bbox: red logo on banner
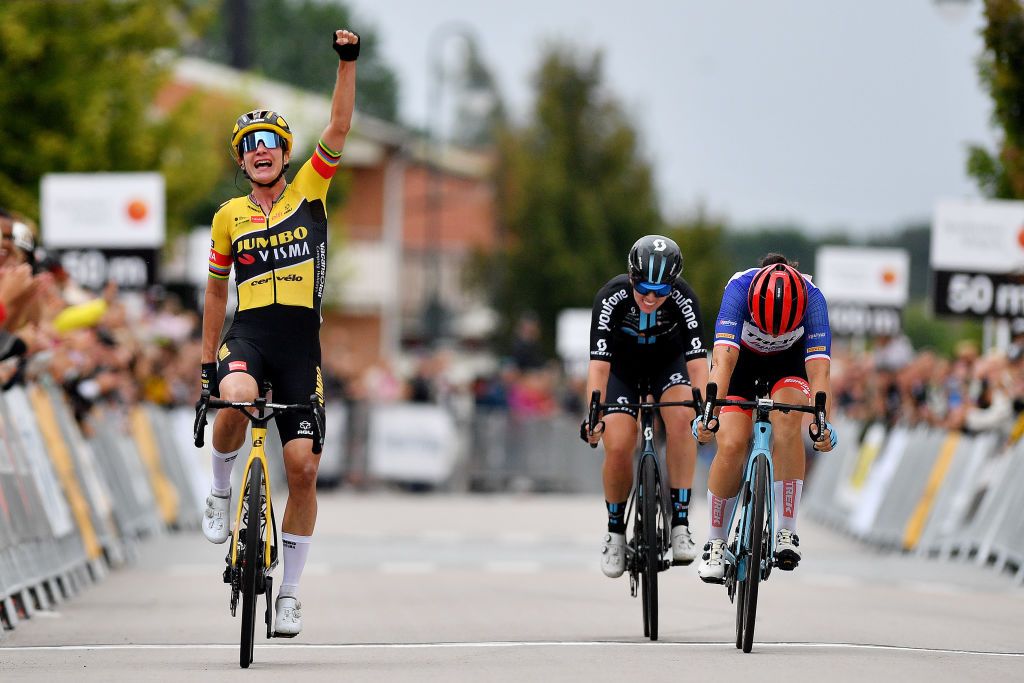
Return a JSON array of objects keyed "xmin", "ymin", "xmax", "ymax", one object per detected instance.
[
  {"xmin": 783, "ymin": 480, "xmax": 796, "ymax": 518},
  {"xmin": 228, "ymin": 361, "xmax": 248, "ymax": 372}
]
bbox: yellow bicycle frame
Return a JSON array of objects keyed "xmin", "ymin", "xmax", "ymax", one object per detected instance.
[{"xmin": 229, "ymin": 426, "xmax": 275, "ymax": 570}]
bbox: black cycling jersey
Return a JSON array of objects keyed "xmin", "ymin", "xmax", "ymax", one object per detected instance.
[{"xmin": 589, "ymin": 274, "xmax": 707, "ymax": 367}]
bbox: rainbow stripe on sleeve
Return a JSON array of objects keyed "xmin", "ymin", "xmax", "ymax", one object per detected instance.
[
  {"xmin": 311, "ymin": 138, "xmax": 343, "ymax": 179},
  {"xmin": 209, "ymin": 248, "xmax": 231, "ymax": 279}
]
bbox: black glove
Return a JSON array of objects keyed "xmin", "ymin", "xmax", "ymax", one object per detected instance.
[
  {"xmin": 201, "ymin": 362, "xmax": 218, "ymax": 397},
  {"xmin": 579, "ymin": 417, "xmax": 590, "ymax": 443},
  {"xmin": 332, "ymin": 30, "xmax": 360, "ymax": 61}
]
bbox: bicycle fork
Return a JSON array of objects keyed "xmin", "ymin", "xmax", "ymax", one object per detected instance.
[{"xmin": 732, "ymin": 420, "xmax": 776, "ymax": 584}]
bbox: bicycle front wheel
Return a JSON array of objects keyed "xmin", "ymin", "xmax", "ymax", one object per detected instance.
[
  {"xmin": 640, "ymin": 455, "xmax": 660, "ymax": 641},
  {"xmin": 738, "ymin": 453, "xmax": 768, "ymax": 654},
  {"xmin": 240, "ymin": 460, "xmax": 263, "ymax": 668}
]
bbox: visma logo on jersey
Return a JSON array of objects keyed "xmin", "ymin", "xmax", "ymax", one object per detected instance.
[{"xmin": 236, "ymin": 227, "xmax": 311, "ymax": 262}]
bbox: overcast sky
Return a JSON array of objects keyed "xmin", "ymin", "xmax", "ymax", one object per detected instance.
[{"xmin": 346, "ymin": 0, "xmax": 992, "ymax": 235}]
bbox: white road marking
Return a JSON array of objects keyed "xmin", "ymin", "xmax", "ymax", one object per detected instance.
[
  {"xmin": 1, "ymin": 641, "xmax": 1021, "ymax": 657},
  {"xmin": 483, "ymin": 561, "xmax": 542, "ymax": 573},
  {"xmin": 897, "ymin": 580, "xmax": 967, "ymax": 595},
  {"xmin": 497, "ymin": 532, "xmax": 541, "ymax": 544},
  {"xmin": 420, "ymin": 530, "xmax": 467, "ymax": 542},
  {"xmin": 379, "ymin": 562, "xmax": 436, "ymax": 574}
]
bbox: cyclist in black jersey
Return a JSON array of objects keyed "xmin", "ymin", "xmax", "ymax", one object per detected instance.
[
  {"xmin": 580, "ymin": 235, "xmax": 708, "ymax": 578},
  {"xmin": 199, "ymin": 29, "xmax": 360, "ymax": 638}
]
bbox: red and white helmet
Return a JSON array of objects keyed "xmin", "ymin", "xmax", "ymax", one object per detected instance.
[{"xmin": 747, "ymin": 263, "xmax": 808, "ymax": 336}]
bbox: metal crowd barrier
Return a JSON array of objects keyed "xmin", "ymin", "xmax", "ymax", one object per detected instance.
[
  {"xmin": 805, "ymin": 416, "xmax": 1024, "ymax": 583},
  {"xmin": 464, "ymin": 409, "xmax": 603, "ymax": 493},
  {"xmin": 0, "ymin": 380, "xmax": 205, "ymax": 638}
]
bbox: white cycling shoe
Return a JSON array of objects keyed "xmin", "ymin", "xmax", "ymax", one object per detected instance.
[
  {"xmin": 202, "ymin": 490, "xmax": 231, "ymax": 544},
  {"xmin": 274, "ymin": 595, "xmax": 302, "ymax": 637},
  {"xmin": 697, "ymin": 538, "xmax": 735, "ymax": 584},
  {"xmin": 774, "ymin": 529, "xmax": 801, "ymax": 570},
  {"xmin": 671, "ymin": 525, "xmax": 697, "ymax": 566},
  {"xmin": 600, "ymin": 532, "xmax": 626, "ymax": 578}
]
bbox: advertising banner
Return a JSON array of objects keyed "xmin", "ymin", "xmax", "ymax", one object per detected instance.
[
  {"xmin": 816, "ymin": 246, "xmax": 909, "ymax": 335},
  {"xmin": 41, "ymin": 173, "xmax": 165, "ymax": 248},
  {"xmin": 932, "ymin": 199, "xmax": 1024, "ymax": 318}
]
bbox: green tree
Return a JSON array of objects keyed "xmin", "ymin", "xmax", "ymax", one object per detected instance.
[
  {"xmin": 193, "ymin": 0, "xmax": 399, "ymax": 122},
  {"xmin": 493, "ymin": 45, "xmax": 663, "ymax": 349},
  {"xmin": 967, "ymin": 0, "xmax": 1024, "ymax": 198},
  {"xmin": 0, "ymin": 0, "xmax": 227, "ymax": 240}
]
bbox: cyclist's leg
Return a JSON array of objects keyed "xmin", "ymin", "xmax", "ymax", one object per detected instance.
[
  {"xmin": 203, "ymin": 339, "xmax": 264, "ymax": 544},
  {"xmin": 654, "ymin": 357, "xmax": 699, "ymax": 563},
  {"xmin": 269, "ymin": 350, "xmax": 323, "ymax": 632},
  {"xmin": 698, "ymin": 352, "xmax": 757, "ymax": 582},
  {"xmin": 599, "ymin": 367, "xmax": 638, "ymax": 578},
  {"xmin": 706, "ymin": 348, "xmax": 760, "ymax": 539},
  {"xmin": 769, "ymin": 359, "xmax": 812, "ymax": 568}
]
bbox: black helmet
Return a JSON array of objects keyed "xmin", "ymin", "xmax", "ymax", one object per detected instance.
[{"xmin": 627, "ymin": 235, "xmax": 683, "ymax": 286}]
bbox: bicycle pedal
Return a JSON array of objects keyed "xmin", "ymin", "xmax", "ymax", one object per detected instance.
[
  {"xmin": 272, "ymin": 630, "xmax": 298, "ymax": 639},
  {"xmin": 774, "ymin": 556, "xmax": 799, "ymax": 571}
]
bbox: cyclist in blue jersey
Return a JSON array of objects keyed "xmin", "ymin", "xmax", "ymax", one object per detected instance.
[
  {"xmin": 581, "ymin": 235, "xmax": 708, "ymax": 578},
  {"xmin": 692, "ymin": 254, "xmax": 836, "ymax": 583}
]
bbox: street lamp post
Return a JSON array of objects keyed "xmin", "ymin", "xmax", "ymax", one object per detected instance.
[{"xmin": 422, "ymin": 23, "xmax": 479, "ymax": 346}]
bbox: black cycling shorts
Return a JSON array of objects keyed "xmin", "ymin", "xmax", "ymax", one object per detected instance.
[
  {"xmin": 604, "ymin": 350, "xmax": 691, "ymax": 419},
  {"xmin": 215, "ymin": 320, "xmax": 323, "ymax": 446},
  {"xmin": 726, "ymin": 342, "xmax": 810, "ymax": 409}
]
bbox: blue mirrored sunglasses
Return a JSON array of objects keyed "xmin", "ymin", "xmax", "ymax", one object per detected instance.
[
  {"xmin": 633, "ymin": 280, "xmax": 672, "ymax": 297},
  {"xmin": 239, "ymin": 130, "xmax": 284, "ymax": 154}
]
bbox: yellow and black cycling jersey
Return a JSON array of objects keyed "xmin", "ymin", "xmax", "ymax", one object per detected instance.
[{"xmin": 208, "ymin": 139, "xmax": 342, "ymax": 326}]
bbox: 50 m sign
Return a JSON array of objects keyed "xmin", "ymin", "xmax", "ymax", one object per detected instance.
[{"xmin": 933, "ymin": 270, "xmax": 1024, "ymax": 318}]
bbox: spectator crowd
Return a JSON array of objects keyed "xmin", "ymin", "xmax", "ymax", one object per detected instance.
[{"xmin": 2, "ymin": 203, "xmax": 1021, "ymax": 446}]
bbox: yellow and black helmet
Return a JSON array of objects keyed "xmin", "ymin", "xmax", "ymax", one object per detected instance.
[{"xmin": 230, "ymin": 109, "xmax": 294, "ymax": 160}]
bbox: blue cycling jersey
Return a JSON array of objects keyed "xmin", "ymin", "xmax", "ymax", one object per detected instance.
[{"xmin": 713, "ymin": 268, "xmax": 831, "ymax": 361}]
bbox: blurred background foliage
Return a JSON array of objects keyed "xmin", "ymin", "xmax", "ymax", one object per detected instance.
[{"xmin": 1, "ymin": 0, "xmax": 1010, "ymax": 355}]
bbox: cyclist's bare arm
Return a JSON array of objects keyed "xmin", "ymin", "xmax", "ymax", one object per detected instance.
[
  {"xmin": 202, "ymin": 277, "xmax": 228, "ymax": 364},
  {"xmin": 805, "ymin": 357, "xmax": 834, "ymax": 451},
  {"xmin": 695, "ymin": 344, "xmax": 739, "ymax": 443},
  {"xmin": 584, "ymin": 359, "xmax": 611, "ymax": 443},
  {"xmin": 320, "ymin": 29, "xmax": 358, "ymax": 154}
]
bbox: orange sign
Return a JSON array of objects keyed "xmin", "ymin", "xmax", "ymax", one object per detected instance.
[{"xmin": 127, "ymin": 199, "xmax": 148, "ymax": 222}]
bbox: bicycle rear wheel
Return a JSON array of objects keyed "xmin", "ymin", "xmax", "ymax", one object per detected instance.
[
  {"xmin": 640, "ymin": 455, "xmax": 660, "ymax": 641},
  {"xmin": 738, "ymin": 454, "xmax": 768, "ymax": 654},
  {"xmin": 240, "ymin": 460, "xmax": 263, "ymax": 668}
]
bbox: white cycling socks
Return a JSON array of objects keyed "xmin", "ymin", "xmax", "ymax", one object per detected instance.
[
  {"xmin": 280, "ymin": 532, "xmax": 312, "ymax": 599},
  {"xmin": 211, "ymin": 447, "xmax": 240, "ymax": 496},
  {"xmin": 707, "ymin": 492, "xmax": 738, "ymax": 541},
  {"xmin": 774, "ymin": 479, "xmax": 803, "ymax": 533}
]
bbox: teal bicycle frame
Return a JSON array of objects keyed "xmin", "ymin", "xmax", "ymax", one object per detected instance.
[
  {"xmin": 730, "ymin": 405, "xmax": 777, "ymax": 585},
  {"xmin": 694, "ymin": 381, "xmax": 826, "ymax": 653}
]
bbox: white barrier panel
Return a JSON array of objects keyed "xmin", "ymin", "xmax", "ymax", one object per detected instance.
[
  {"xmin": 368, "ymin": 404, "xmax": 456, "ymax": 485},
  {"xmin": 169, "ymin": 408, "xmax": 211, "ymax": 514},
  {"xmin": 3, "ymin": 387, "xmax": 74, "ymax": 538},
  {"xmin": 849, "ymin": 426, "xmax": 910, "ymax": 537},
  {"xmin": 317, "ymin": 404, "xmax": 348, "ymax": 485}
]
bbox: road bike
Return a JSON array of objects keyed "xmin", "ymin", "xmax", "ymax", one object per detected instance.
[
  {"xmin": 693, "ymin": 381, "xmax": 825, "ymax": 653},
  {"xmin": 194, "ymin": 390, "xmax": 323, "ymax": 668},
  {"xmin": 586, "ymin": 389, "xmax": 698, "ymax": 641}
]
